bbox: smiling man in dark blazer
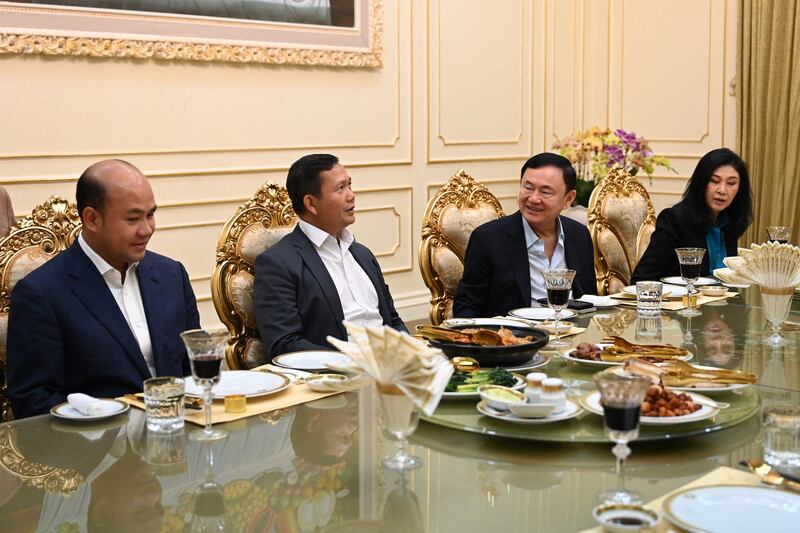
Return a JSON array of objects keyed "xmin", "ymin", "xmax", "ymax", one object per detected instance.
[
  {"xmin": 254, "ymin": 154, "xmax": 406, "ymax": 357},
  {"xmin": 453, "ymin": 153, "xmax": 596, "ymax": 318},
  {"xmin": 7, "ymin": 160, "xmax": 200, "ymax": 418}
]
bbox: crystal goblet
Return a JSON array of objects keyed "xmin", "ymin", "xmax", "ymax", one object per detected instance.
[
  {"xmin": 181, "ymin": 328, "xmax": 229, "ymax": 442},
  {"xmin": 593, "ymin": 372, "xmax": 652, "ymax": 505},
  {"xmin": 766, "ymin": 226, "xmax": 792, "ymax": 244},
  {"xmin": 541, "ymin": 269, "xmax": 576, "ymax": 348},
  {"xmin": 676, "ymin": 247, "xmax": 705, "ymax": 317},
  {"xmin": 377, "ymin": 383, "xmax": 420, "ymax": 470},
  {"xmin": 190, "ymin": 443, "xmax": 225, "ymax": 532},
  {"xmin": 759, "ymin": 286, "xmax": 794, "ymax": 346}
]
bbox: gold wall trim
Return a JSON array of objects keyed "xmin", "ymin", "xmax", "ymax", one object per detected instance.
[
  {"xmin": 356, "ymin": 205, "xmax": 402, "ymax": 257},
  {"xmin": 0, "ymin": 0, "xmax": 383, "ymax": 68},
  {"xmin": 158, "ymin": 220, "xmax": 225, "ymax": 231}
]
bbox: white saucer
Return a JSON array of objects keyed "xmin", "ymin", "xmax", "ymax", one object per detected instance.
[
  {"xmin": 509, "ymin": 307, "xmax": 577, "ymax": 321},
  {"xmin": 272, "ymin": 350, "xmax": 353, "ymax": 372},
  {"xmin": 442, "ymin": 317, "xmax": 531, "ymax": 328},
  {"xmin": 661, "ymin": 276, "xmax": 719, "ymax": 286},
  {"xmin": 51, "ymin": 399, "xmax": 130, "ymax": 421},
  {"xmin": 477, "ymin": 399, "xmax": 582, "ymax": 424}
]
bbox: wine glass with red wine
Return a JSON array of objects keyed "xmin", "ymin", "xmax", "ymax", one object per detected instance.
[
  {"xmin": 766, "ymin": 226, "xmax": 792, "ymax": 244},
  {"xmin": 675, "ymin": 247, "xmax": 705, "ymax": 317},
  {"xmin": 541, "ymin": 269, "xmax": 576, "ymax": 348},
  {"xmin": 593, "ymin": 372, "xmax": 652, "ymax": 505},
  {"xmin": 180, "ymin": 328, "xmax": 229, "ymax": 441}
]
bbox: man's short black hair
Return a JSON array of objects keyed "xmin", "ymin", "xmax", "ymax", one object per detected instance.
[
  {"xmin": 76, "ymin": 159, "xmax": 140, "ymax": 221},
  {"xmin": 520, "ymin": 152, "xmax": 577, "ymax": 192},
  {"xmin": 286, "ymin": 154, "xmax": 340, "ymax": 215}
]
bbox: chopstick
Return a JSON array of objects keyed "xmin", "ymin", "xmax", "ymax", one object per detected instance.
[{"xmin": 124, "ymin": 393, "xmax": 202, "ymax": 410}]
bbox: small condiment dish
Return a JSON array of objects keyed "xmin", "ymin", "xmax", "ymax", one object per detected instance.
[
  {"xmin": 477, "ymin": 385, "xmax": 526, "ymax": 411},
  {"xmin": 508, "ymin": 402, "xmax": 556, "ymax": 419},
  {"xmin": 305, "ymin": 373, "xmax": 347, "ymax": 392},
  {"xmin": 699, "ymin": 285, "xmax": 728, "ymax": 297},
  {"xmin": 538, "ymin": 321, "xmax": 574, "ymax": 334}
]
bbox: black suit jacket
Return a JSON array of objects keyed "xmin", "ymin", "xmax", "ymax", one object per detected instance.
[
  {"xmin": 631, "ymin": 201, "xmax": 739, "ymax": 282},
  {"xmin": 7, "ymin": 242, "xmax": 200, "ymax": 418},
  {"xmin": 453, "ymin": 211, "xmax": 596, "ymax": 318},
  {"xmin": 254, "ymin": 225, "xmax": 407, "ymax": 357}
]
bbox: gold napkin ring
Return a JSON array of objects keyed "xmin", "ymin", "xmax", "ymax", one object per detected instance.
[{"xmin": 224, "ymin": 394, "xmax": 246, "ymax": 413}]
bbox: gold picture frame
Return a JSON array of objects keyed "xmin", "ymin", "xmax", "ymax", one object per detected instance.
[{"xmin": 0, "ymin": 0, "xmax": 382, "ymax": 67}]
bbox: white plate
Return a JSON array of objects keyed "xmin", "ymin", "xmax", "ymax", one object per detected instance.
[
  {"xmin": 580, "ymin": 391, "xmax": 718, "ymax": 425},
  {"xmin": 272, "ymin": 350, "xmax": 353, "ymax": 372},
  {"xmin": 186, "ymin": 370, "xmax": 290, "ymax": 399},
  {"xmin": 607, "ymin": 364, "xmax": 750, "ymax": 394},
  {"xmin": 504, "ymin": 353, "xmax": 550, "ymax": 372},
  {"xmin": 661, "ymin": 276, "xmax": 719, "ymax": 286},
  {"xmin": 577, "ymin": 295, "xmax": 618, "ymax": 308},
  {"xmin": 663, "ymin": 485, "xmax": 800, "ymax": 533},
  {"xmin": 509, "ymin": 307, "xmax": 577, "ymax": 321},
  {"xmin": 443, "ymin": 374, "xmax": 525, "ymax": 399},
  {"xmin": 441, "ymin": 317, "xmax": 531, "ymax": 328},
  {"xmin": 50, "ymin": 399, "xmax": 130, "ymax": 421},
  {"xmin": 622, "ymin": 284, "xmax": 688, "ymax": 298},
  {"xmin": 560, "ymin": 344, "xmax": 693, "ymax": 368},
  {"xmin": 477, "ymin": 399, "xmax": 582, "ymax": 424}
]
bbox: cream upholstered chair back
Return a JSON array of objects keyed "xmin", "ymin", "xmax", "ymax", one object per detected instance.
[
  {"xmin": 419, "ymin": 170, "xmax": 505, "ymax": 325},
  {"xmin": 0, "ymin": 197, "xmax": 81, "ymax": 421},
  {"xmin": 212, "ymin": 182, "xmax": 297, "ymax": 370},
  {"xmin": 587, "ymin": 166, "xmax": 656, "ymax": 295}
]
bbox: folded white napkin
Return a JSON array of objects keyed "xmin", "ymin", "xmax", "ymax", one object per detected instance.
[
  {"xmin": 578, "ymin": 294, "xmax": 614, "ymax": 306},
  {"xmin": 67, "ymin": 393, "xmax": 121, "ymax": 416}
]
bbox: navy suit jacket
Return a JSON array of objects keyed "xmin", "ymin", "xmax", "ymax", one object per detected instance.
[
  {"xmin": 254, "ymin": 225, "xmax": 407, "ymax": 357},
  {"xmin": 7, "ymin": 242, "xmax": 200, "ymax": 418},
  {"xmin": 453, "ymin": 211, "xmax": 597, "ymax": 318}
]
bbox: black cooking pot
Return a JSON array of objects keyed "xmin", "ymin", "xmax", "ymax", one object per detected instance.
[{"xmin": 427, "ymin": 324, "xmax": 549, "ymax": 367}]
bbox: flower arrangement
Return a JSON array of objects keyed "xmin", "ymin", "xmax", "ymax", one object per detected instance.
[{"xmin": 552, "ymin": 127, "xmax": 676, "ymax": 206}]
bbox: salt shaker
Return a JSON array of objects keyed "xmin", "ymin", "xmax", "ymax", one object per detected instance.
[
  {"xmin": 524, "ymin": 372, "xmax": 547, "ymax": 403},
  {"xmin": 539, "ymin": 378, "xmax": 566, "ymax": 413}
]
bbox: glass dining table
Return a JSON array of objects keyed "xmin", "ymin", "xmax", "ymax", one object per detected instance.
[{"xmin": 1, "ymin": 287, "xmax": 798, "ymax": 532}]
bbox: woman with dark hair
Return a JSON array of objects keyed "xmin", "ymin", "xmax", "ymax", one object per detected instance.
[{"xmin": 631, "ymin": 148, "xmax": 753, "ymax": 282}]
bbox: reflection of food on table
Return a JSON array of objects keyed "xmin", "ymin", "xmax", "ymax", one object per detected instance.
[
  {"xmin": 569, "ymin": 338, "xmax": 689, "ymax": 363},
  {"xmin": 623, "ymin": 359, "xmax": 756, "ymax": 389}
]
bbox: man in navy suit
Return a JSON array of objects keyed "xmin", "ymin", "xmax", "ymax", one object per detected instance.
[
  {"xmin": 7, "ymin": 160, "xmax": 200, "ymax": 418},
  {"xmin": 453, "ymin": 153, "xmax": 596, "ymax": 318},
  {"xmin": 254, "ymin": 154, "xmax": 406, "ymax": 357}
]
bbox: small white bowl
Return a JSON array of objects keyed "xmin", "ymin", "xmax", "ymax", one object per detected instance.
[
  {"xmin": 477, "ymin": 385, "xmax": 526, "ymax": 411},
  {"xmin": 700, "ymin": 286, "xmax": 729, "ymax": 297},
  {"xmin": 508, "ymin": 402, "xmax": 556, "ymax": 419},
  {"xmin": 539, "ymin": 321, "xmax": 574, "ymax": 334}
]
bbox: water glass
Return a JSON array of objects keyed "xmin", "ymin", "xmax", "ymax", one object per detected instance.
[
  {"xmin": 635, "ymin": 281, "xmax": 663, "ymax": 315},
  {"xmin": 635, "ymin": 314, "xmax": 662, "ymax": 342},
  {"xmin": 143, "ymin": 376, "xmax": 185, "ymax": 434},
  {"xmin": 143, "ymin": 430, "xmax": 187, "ymax": 475},
  {"xmin": 763, "ymin": 405, "xmax": 800, "ymax": 471},
  {"xmin": 766, "ymin": 226, "xmax": 792, "ymax": 244}
]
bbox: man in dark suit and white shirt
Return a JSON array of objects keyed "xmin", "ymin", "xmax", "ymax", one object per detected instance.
[
  {"xmin": 7, "ymin": 160, "xmax": 200, "ymax": 418},
  {"xmin": 453, "ymin": 152, "xmax": 596, "ymax": 318},
  {"xmin": 254, "ymin": 154, "xmax": 407, "ymax": 357}
]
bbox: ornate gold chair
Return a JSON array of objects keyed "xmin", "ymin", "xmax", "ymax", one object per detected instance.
[
  {"xmin": 212, "ymin": 182, "xmax": 297, "ymax": 370},
  {"xmin": 419, "ymin": 170, "xmax": 505, "ymax": 325},
  {"xmin": 587, "ymin": 166, "xmax": 656, "ymax": 295},
  {"xmin": 0, "ymin": 197, "xmax": 81, "ymax": 422}
]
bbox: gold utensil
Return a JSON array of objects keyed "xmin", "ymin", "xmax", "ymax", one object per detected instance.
[{"xmin": 742, "ymin": 460, "xmax": 800, "ymax": 492}]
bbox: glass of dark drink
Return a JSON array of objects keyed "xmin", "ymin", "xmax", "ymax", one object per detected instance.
[
  {"xmin": 541, "ymin": 269, "xmax": 576, "ymax": 347},
  {"xmin": 593, "ymin": 372, "xmax": 652, "ymax": 505},
  {"xmin": 766, "ymin": 226, "xmax": 792, "ymax": 244},
  {"xmin": 180, "ymin": 328, "xmax": 229, "ymax": 441},
  {"xmin": 675, "ymin": 247, "xmax": 705, "ymax": 317}
]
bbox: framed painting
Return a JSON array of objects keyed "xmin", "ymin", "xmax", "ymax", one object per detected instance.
[{"xmin": 0, "ymin": 0, "xmax": 382, "ymax": 67}]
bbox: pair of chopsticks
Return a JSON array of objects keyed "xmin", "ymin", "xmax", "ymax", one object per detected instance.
[{"xmin": 124, "ymin": 393, "xmax": 202, "ymax": 410}]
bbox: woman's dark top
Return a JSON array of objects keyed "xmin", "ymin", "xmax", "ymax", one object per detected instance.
[{"xmin": 631, "ymin": 201, "xmax": 740, "ymax": 282}]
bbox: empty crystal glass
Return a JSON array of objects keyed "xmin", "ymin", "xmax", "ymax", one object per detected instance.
[{"xmin": 766, "ymin": 226, "xmax": 792, "ymax": 244}]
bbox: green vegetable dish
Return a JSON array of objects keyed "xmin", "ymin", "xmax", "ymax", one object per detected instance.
[{"xmin": 445, "ymin": 368, "xmax": 517, "ymax": 393}]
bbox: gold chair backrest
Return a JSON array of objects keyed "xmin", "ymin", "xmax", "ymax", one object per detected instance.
[
  {"xmin": 211, "ymin": 182, "xmax": 296, "ymax": 370},
  {"xmin": 587, "ymin": 166, "xmax": 656, "ymax": 295},
  {"xmin": 419, "ymin": 170, "xmax": 504, "ymax": 325},
  {"xmin": 0, "ymin": 197, "xmax": 81, "ymax": 421}
]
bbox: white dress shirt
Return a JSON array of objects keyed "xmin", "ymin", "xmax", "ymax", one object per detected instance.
[
  {"xmin": 78, "ymin": 234, "xmax": 155, "ymax": 377},
  {"xmin": 297, "ymin": 219, "xmax": 383, "ymax": 329},
  {"xmin": 522, "ymin": 216, "xmax": 568, "ymax": 302}
]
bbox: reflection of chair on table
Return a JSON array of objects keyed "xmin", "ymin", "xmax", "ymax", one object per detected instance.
[
  {"xmin": 0, "ymin": 197, "xmax": 82, "ymax": 422},
  {"xmin": 588, "ymin": 166, "xmax": 656, "ymax": 295},
  {"xmin": 419, "ymin": 170, "xmax": 504, "ymax": 325},
  {"xmin": 212, "ymin": 183, "xmax": 296, "ymax": 370}
]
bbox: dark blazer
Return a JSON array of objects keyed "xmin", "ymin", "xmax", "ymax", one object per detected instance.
[
  {"xmin": 254, "ymin": 225, "xmax": 407, "ymax": 357},
  {"xmin": 453, "ymin": 211, "xmax": 596, "ymax": 318},
  {"xmin": 7, "ymin": 242, "xmax": 200, "ymax": 418},
  {"xmin": 631, "ymin": 201, "xmax": 739, "ymax": 283}
]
